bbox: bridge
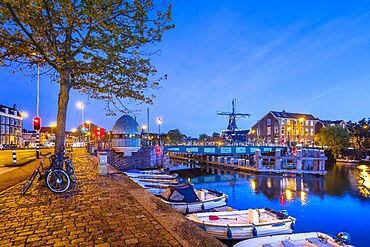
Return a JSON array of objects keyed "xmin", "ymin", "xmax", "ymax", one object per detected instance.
[{"xmin": 163, "ymin": 145, "xmax": 286, "ymax": 155}]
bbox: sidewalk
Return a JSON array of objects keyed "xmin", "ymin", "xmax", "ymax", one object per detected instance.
[{"xmin": 0, "ymin": 149, "xmax": 225, "ymax": 247}]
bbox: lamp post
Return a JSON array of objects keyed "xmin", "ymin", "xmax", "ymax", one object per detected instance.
[
  {"xmin": 299, "ymin": 117, "xmax": 305, "ymax": 147},
  {"xmin": 50, "ymin": 122, "xmax": 57, "ymax": 142},
  {"xmin": 85, "ymin": 120, "xmax": 91, "ymax": 143},
  {"xmin": 142, "ymin": 124, "xmax": 147, "ymax": 146},
  {"xmin": 76, "ymin": 102, "xmax": 84, "ymax": 124},
  {"xmin": 32, "ymin": 52, "xmax": 41, "ymax": 158},
  {"xmin": 20, "ymin": 112, "xmax": 28, "ymax": 148},
  {"xmin": 157, "ymin": 118, "xmax": 162, "ymax": 146},
  {"xmin": 287, "ymin": 127, "xmax": 291, "ymax": 151}
]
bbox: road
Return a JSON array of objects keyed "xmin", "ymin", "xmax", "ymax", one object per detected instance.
[{"xmin": 0, "ymin": 148, "xmax": 53, "ymax": 166}]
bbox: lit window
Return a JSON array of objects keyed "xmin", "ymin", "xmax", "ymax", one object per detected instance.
[
  {"xmin": 287, "ymin": 119, "xmax": 290, "ymax": 125},
  {"xmin": 267, "ymin": 127, "xmax": 271, "ymax": 135}
]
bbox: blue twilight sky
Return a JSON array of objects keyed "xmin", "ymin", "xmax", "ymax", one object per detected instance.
[{"xmin": 1, "ymin": 1, "xmax": 370, "ymax": 137}]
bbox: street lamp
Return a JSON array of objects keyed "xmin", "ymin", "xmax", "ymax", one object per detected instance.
[
  {"xmin": 141, "ymin": 124, "xmax": 147, "ymax": 146},
  {"xmin": 50, "ymin": 122, "xmax": 57, "ymax": 142},
  {"xmin": 157, "ymin": 118, "xmax": 162, "ymax": 146},
  {"xmin": 20, "ymin": 112, "xmax": 28, "ymax": 148},
  {"xmin": 76, "ymin": 102, "xmax": 84, "ymax": 124},
  {"xmin": 85, "ymin": 120, "xmax": 91, "ymax": 142},
  {"xmin": 287, "ymin": 127, "xmax": 291, "ymax": 150},
  {"xmin": 300, "ymin": 117, "xmax": 305, "ymax": 146}
]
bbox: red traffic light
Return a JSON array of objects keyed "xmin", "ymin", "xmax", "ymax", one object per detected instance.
[
  {"xmin": 32, "ymin": 116, "xmax": 41, "ymax": 131},
  {"xmin": 156, "ymin": 146, "xmax": 161, "ymax": 155},
  {"xmin": 95, "ymin": 127, "xmax": 104, "ymax": 137}
]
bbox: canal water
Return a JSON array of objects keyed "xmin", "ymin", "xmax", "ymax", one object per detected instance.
[{"xmin": 171, "ymin": 161, "xmax": 370, "ymax": 246}]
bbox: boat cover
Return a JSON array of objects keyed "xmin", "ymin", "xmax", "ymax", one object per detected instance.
[{"xmin": 160, "ymin": 183, "xmax": 200, "ymax": 203}]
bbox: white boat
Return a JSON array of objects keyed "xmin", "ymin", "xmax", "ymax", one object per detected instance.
[
  {"xmin": 123, "ymin": 170, "xmax": 178, "ymax": 180},
  {"xmin": 336, "ymin": 158, "xmax": 360, "ymax": 164},
  {"xmin": 234, "ymin": 231, "xmax": 353, "ymax": 247},
  {"xmin": 186, "ymin": 208, "xmax": 296, "ymax": 240},
  {"xmin": 133, "ymin": 180, "xmax": 169, "ymax": 195},
  {"xmin": 158, "ymin": 183, "xmax": 227, "ymax": 214},
  {"xmin": 131, "ymin": 177, "xmax": 179, "ymax": 185}
]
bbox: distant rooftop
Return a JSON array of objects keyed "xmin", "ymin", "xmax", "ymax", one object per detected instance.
[{"xmin": 271, "ymin": 110, "xmax": 316, "ymax": 120}]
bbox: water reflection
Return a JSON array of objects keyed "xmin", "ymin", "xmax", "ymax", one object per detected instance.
[
  {"xmin": 357, "ymin": 165, "xmax": 370, "ymax": 198},
  {"xmin": 170, "ymin": 160, "xmax": 370, "ymax": 246},
  {"xmin": 175, "ymin": 163, "xmax": 326, "ymax": 206},
  {"xmin": 174, "ymin": 161, "xmax": 370, "ymax": 201}
]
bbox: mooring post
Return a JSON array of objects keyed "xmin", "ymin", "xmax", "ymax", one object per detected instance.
[{"xmin": 12, "ymin": 149, "xmax": 17, "ymax": 166}]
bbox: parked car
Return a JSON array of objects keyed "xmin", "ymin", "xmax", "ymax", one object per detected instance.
[
  {"xmin": 44, "ymin": 142, "xmax": 55, "ymax": 148},
  {"xmin": 2, "ymin": 144, "xmax": 17, "ymax": 149}
]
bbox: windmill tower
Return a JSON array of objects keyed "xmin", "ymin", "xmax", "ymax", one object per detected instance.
[{"xmin": 217, "ymin": 99, "xmax": 251, "ymax": 132}]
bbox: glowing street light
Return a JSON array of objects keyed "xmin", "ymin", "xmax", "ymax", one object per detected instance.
[
  {"xmin": 157, "ymin": 117, "xmax": 162, "ymax": 146},
  {"xmin": 85, "ymin": 120, "xmax": 91, "ymax": 142},
  {"xmin": 50, "ymin": 122, "xmax": 57, "ymax": 135},
  {"xmin": 76, "ymin": 102, "xmax": 84, "ymax": 124}
]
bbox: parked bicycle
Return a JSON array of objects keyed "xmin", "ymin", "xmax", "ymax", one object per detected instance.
[
  {"xmin": 45, "ymin": 152, "xmax": 74, "ymax": 193},
  {"xmin": 21, "ymin": 153, "xmax": 48, "ymax": 195},
  {"xmin": 21, "ymin": 150, "xmax": 76, "ymax": 195}
]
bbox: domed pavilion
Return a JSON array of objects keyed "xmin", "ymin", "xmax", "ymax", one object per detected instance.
[{"xmin": 111, "ymin": 115, "xmax": 141, "ymax": 156}]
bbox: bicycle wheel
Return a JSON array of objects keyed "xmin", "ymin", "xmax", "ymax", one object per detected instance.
[
  {"xmin": 45, "ymin": 169, "xmax": 71, "ymax": 193},
  {"xmin": 65, "ymin": 160, "xmax": 76, "ymax": 183},
  {"xmin": 21, "ymin": 170, "xmax": 39, "ymax": 195}
]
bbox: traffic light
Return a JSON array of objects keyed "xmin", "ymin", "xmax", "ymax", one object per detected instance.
[
  {"xmin": 81, "ymin": 123, "xmax": 87, "ymax": 133},
  {"xmin": 32, "ymin": 116, "xmax": 41, "ymax": 131},
  {"xmin": 95, "ymin": 127, "xmax": 104, "ymax": 137},
  {"xmin": 156, "ymin": 146, "xmax": 161, "ymax": 155}
]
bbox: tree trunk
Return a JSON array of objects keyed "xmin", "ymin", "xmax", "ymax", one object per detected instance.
[{"xmin": 55, "ymin": 71, "xmax": 71, "ymax": 155}]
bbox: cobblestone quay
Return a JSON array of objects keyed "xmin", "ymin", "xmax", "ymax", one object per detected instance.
[{"xmin": 0, "ymin": 149, "xmax": 225, "ymax": 247}]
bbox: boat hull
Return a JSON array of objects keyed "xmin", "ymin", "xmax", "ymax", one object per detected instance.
[
  {"xmin": 161, "ymin": 195, "xmax": 227, "ymax": 214},
  {"xmin": 186, "ymin": 209, "xmax": 296, "ymax": 240},
  {"xmin": 233, "ymin": 232, "xmax": 354, "ymax": 247}
]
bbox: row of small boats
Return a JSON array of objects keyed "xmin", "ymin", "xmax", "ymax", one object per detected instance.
[{"xmin": 123, "ymin": 169, "xmax": 353, "ymax": 246}]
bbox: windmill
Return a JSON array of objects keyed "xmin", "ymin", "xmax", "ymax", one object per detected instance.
[{"xmin": 217, "ymin": 99, "xmax": 251, "ymax": 132}]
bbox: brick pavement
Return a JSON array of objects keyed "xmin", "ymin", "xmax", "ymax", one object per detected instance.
[{"xmin": 0, "ymin": 149, "xmax": 225, "ymax": 247}]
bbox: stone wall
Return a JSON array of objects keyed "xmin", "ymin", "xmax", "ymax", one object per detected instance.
[{"xmin": 107, "ymin": 147, "xmax": 162, "ymax": 170}]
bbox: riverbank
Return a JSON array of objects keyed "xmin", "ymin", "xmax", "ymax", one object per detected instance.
[{"xmin": 0, "ymin": 149, "xmax": 225, "ymax": 247}]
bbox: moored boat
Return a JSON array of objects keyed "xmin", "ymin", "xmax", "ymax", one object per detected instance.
[
  {"xmin": 131, "ymin": 177, "xmax": 179, "ymax": 185},
  {"xmin": 186, "ymin": 208, "xmax": 296, "ymax": 240},
  {"xmin": 336, "ymin": 157, "xmax": 360, "ymax": 164},
  {"xmin": 157, "ymin": 183, "xmax": 227, "ymax": 214},
  {"xmin": 123, "ymin": 170, "xmax": 178, "ymax": 180},
  {"xmin": 233, "ymin": 231, "xmax": 353, "ymax": 247}
]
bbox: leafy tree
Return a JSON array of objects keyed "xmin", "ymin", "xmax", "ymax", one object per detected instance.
[
  {"xmin": 0, "ymin": 0, "xmax": 173, "ymax": 154},
  {"xmin": 199, "ymin": 133, "xmax": 209, "ymax": 141},
  {"xmin": 347, "ymin": 118, "xmax": 370, "ymax": 150},
  {"xmin": 315, "ymin": 125, "xmax": 350, "ymax": 158},
  {"xmin": 167, "ymin": 129, "xmax": 183, "ymax": 145},
  {"xmin": 212, "ymin": 132, "xmax": 220, "ymax": 137}
]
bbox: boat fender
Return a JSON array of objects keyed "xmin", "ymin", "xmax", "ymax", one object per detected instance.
[
  {"xmin": 186, "ymin": 206, "xmax": 190, "ymax": 214},
  {"xmin": 252, "ymin": 227, "xmax": 258, "ymax": 237},
  {"xmin": 227, "ymin": 225, "xmax": 232, "ymax": 239},
  {"xmin": 201, "ymin": 203, "xmax": 205, "ymax": 211},
  {"xmin": 290, "ymin": 222, "xmax": 295, "ymax": 230},
  {"xmin": 336, "ymin": 232, "xmax": 351, "ymax": 244}
]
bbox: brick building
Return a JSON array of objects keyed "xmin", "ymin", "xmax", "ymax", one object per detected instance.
[
  {"xmin": 0, "ymin": 104, "xmax": 23, "ymax": 146},
  {"xmin": 248, "ymin": 110, "xmax": 322, "ymax": 146}
]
